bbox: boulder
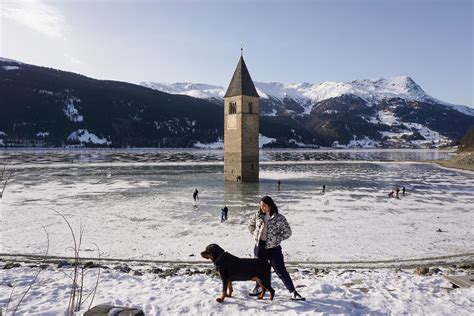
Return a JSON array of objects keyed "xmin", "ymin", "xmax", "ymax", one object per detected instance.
[
  {"xmin": 430, "ymin": 267, "xmax": 442, "ymax": 274},
  {"xmin": 57, "ymin": 260, "xmax": 71, "ymax": 268},
  {"xmin": 314, "ymin": 268, "xmax": 330, "ymax": 275},
  {"xmin": 3, "ymin": 262, "xmax": 21, "ymax": 269},
  {"xmin": 84, "ymin": 261, "xmax": 105, "ymax": 269},
  {"xmin": 149, "ymin": 267, "xmax": 163, "ymax": 274},
  {"xmin": 415, "ymin": 267, "xmax": 429, "ymax": 275},
  {"xmin": 113, "ymin": 264, "xmax": 131, "ymax": 273},
  {"xmin": 459, "ymin": 263, "xmax": 472, "ymax": 269},
  {"xmin": 129, "ymin": 270, "xmax": 144, "ymax": 276},
  {"xmin": 160, "ymin": 268, "xmax": 179, "ymax": 278},
  {"xmin": 85, "ymin": 304, "xmax": 144, "ymax": 316}
]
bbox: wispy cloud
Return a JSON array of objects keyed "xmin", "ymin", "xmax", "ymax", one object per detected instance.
[
  {"xmin": 64, "ymin": 53, "xmax": 81, "ymax": 65},
  {"xmin": 1, "ymin": 0, "xmax": 66, "ymax": 39}
]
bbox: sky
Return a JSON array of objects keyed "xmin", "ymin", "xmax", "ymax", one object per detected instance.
[{"xmin": 0, "ymin": 0, "xmax": 472, "ymax": 106}]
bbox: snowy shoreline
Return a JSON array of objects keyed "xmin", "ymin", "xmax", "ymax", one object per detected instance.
[{"xmin": 2, "ymin": 258, "xmax": 473, "ymax": 315}]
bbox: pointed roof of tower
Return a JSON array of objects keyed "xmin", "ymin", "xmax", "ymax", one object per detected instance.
[{"xmin": 224, "ymin": 56, "xmax": 259, "ymax": 98}]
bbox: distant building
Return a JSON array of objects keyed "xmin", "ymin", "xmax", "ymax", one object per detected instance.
[{"xmin": 223, "ymin": 55, "xmax": 259, "ymax": 182}]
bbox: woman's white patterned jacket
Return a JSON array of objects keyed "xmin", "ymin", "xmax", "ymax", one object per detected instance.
[{"xmin": 248, "ymin": 211, "xmax": 292, "ymax": 249}]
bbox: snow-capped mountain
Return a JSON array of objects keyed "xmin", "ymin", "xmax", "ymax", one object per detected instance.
[
  {"xmin": 1, "ymin": 56, "xmax": 473, "ymax": 149},
  {"xmin": 140, "ymin": 82, "xmax": 224, "ymax": 103},
  {"xmin": 140, "ymin": 77, "xmax": 474, "ymax": 117},
  {"xmin": 141, "ymin": 77, "xmax": 474, "ymax": 148}
]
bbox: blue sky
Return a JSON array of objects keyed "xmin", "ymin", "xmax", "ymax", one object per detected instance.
[{"xmin": 1, "ymin": 0, "xmax": 472, "ymax": 106}]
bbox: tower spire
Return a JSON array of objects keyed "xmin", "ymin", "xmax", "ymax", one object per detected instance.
[
  {"xmin": 224, "ymin": 54, "xmax": 259, "ymax": 98},
  {"xmin": 241, "ymin": 42, "xmax": 243, "ymax": 56}
]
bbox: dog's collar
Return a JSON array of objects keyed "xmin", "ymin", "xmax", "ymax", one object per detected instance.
[{"xmin": 214, "ymin": 251, "xmax": 226, "ymax": 265}]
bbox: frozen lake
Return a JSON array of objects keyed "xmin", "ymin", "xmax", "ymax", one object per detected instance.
[
  {"xmin": 1, "ymin": 149, "xmax": 472, "ymax": 262},
  {"xmin": 0, "ymin": 147, "xmax": 454, "ymax": 165}
]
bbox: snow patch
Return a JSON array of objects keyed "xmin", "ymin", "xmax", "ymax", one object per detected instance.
[
  {"xmin": 255, "ymin": 82, "xmax": 303, "ymax": 100},
  {"xmin": 67, "ymin": 129, "xmax": 110, "ymax": 145},
  {"xmin": 63, "ymin": 96, "xmax": 83, "ymax": 122},
  {"xmin": 193, "ymin": 134, "xmax": 277, "ymax": 149},
  {"xmin": 445, "ymin": 103, "xmax": 474, "ymax": 116},
  {"xmin": 259, "ymin": 134, "xmax": 276, "ymax": 148},
  {"xmin": 2, "ymin": 66, "xmax": 19, "ymax": 70},
  {"xmin": 288, "ymin": 139, "xmax": 319, "ymax": 148},
  {"xmin": 333, "ymin": 136, "xmax": 380, "ymax": 148},
  {"xmin": 193, "ymin": 138, "xmax": 224, "ymax": 149},
  {"xmin": 380, "ymin": 122, "xmax": 451, "ymax": 148},
  {"xmin": 405, "ymin": 123, "xmax": 450, "ymax": 145},
  {"xmin": 264, "ymin": 108, "xmax": 278, "ymax": 116},
  {"xmin": 376, "ymin": 111, "xmax": 401, "ymax": 126},
  {"xmin": 301, "ymin": 102, "xmax": 314, "ymax": 115},
  {"xmin": 39, "ymin": 90, "xmax": 54, "ymax": 95},
  {"xmin": 36, "ymin": 132, "xmax": 50, "ymax": 138}
]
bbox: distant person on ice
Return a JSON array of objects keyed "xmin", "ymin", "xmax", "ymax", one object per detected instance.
[
  {"xmin": 193, "ymin": 188, "xmax": 199, "ymax": 202},
  {"xmin": 388, "ymin": 190, "xmax": 395, "ymax": 198},
  {"xmin": 221, "ymin": 206, "xmax": 228, "ymax": 222},
  {"xmin": 247, "ymin": 195, "xmax": 305, "ymax": 301},
  {"xmin": 396, "ymin": 187, "xmax": 400, "ymax": 198},
  {"xmin": 278, "ymin": 180, "xmax": 281, "ymax": 190},
  {"xmin": 322, "ymin": 185, "xmax": 326, "ymax": 193},
  {"xmin": 402, "ymin": 186, "xmax": 406, "ymax": 196}
]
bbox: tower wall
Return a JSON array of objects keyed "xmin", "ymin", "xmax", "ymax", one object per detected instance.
[{"xmin": 224, "ymin": 95, "xmax": 259, "ymax": 182}]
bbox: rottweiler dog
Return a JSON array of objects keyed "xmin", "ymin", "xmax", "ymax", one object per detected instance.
[{"xmin": 201, "ymin": 243, "xmax": 275, "ymax": 302}]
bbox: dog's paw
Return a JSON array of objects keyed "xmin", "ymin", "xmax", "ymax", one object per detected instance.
[
  {"xmin": 225, "ymin": 293, "xmax": 232, "ymax": 297},
  {"xmin": 269, "ymin": 292, "xmax": 275, "ymax": 301},
  {"xmin": 216, "ymin": 297, "xmax": 224, "ymax": 303}
]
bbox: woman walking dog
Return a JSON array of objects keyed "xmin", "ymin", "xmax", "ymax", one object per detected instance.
[{"xmin": 248, "ymin": 195, "xmax": 305, "ymax": 301}]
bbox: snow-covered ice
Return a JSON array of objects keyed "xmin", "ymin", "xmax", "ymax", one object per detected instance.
[{"xmin": 1, "ymin": 149, "xmax": 473, "ymax": 314}]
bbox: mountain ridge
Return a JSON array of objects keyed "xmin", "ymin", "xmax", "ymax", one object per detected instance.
[
  {"xmin": 1, "ymin": 57, "xmax": 473, "ymax": 149},
  {"xmin": 140, "ymin": 77, "xmax": 473, "ymax": 116}
]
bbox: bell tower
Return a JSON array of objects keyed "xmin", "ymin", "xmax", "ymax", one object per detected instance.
[{"xmin": 224, "ymin": 55, "xmax": 259, "ymax": 182}]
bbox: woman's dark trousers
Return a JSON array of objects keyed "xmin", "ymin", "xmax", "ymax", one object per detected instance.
[{"xmin": 254, "ymin": 240, "xmax": 296, "ymax": 293}]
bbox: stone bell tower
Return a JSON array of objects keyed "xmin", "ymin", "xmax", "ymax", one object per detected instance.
[{"xmin": 224, "ymin": 55, "xmax": 259, "ymax": 182}]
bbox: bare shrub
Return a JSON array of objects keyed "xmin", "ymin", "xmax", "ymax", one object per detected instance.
[
  {"xmin": 0, "ymin": 163, "xmax": 14, "ymax": 199},
  {"xmin": 4, "ymin": 211, "xmax": 101, "ymax": 315},
  {"xmin": 5, "ymin": 226, "xmax": 50, "ymax": 315},
  {"xmin": 53, "ymin": 210, "xmax": 101, "ymax": 314}
]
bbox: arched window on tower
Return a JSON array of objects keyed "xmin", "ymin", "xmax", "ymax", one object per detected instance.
[
  {"xmin": 229, "ymin": 102, "xmax": 237, "ymax": 114},
  {"xmin": 248, "ymin": 102, "xmax": 253, "ymax": 114}
]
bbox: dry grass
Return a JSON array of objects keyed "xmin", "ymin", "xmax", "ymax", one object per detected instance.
[{"xmin": 435, "ymin": 151, "xmax": 474, "ymax": 172}]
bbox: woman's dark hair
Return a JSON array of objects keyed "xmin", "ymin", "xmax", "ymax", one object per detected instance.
[{"xmin": 260, "ymin": 195, "xmax": 279, "ymax": 216}]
